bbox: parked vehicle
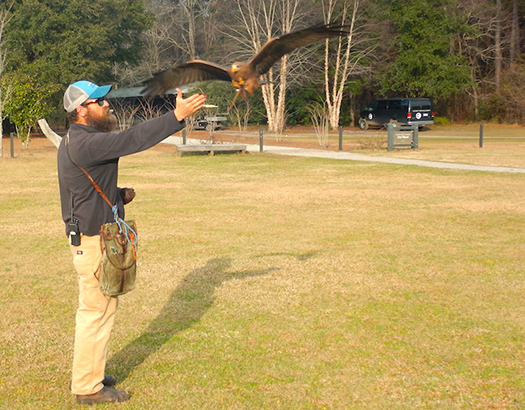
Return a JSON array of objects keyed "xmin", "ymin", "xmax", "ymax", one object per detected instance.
[
  {"xmin": 194, "ymin": 104, "xmax": 229, "ymax": 131},
  {"xmin": 359, "ymin": 98, "xmax": 434, "ymax": 130},
  {"xmin": 194, "ymin": 115, "xmax": 229, "ymax": 131}
]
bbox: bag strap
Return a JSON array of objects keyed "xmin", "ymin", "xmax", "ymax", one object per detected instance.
[{"xmin": 65, "ymin": 132, "xmax": 138, "ymax": 246}]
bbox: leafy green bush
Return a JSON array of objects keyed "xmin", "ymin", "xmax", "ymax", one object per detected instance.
[{"xmin": 433, "ymin": 116, "xmax": 450, "ymax": 126}]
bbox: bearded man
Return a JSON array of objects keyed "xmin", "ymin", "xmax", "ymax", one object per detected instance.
[{"xmin": 57, "ymin": 81, "xmax": 206, "ymax": 405}]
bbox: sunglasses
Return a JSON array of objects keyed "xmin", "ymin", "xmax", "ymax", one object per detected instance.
[{"xmin": 82, "ymin": 97, "xmax": 106, "ymax": 107}]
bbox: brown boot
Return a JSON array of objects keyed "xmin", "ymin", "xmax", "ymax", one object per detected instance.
[
  {"xmin": 76, "ymin": 386, "xmax": 130, "ymax": 405},
  {"xmin": 102, "ymin": 375, "xmax": 117, "ymax": 387},
  {"xmin": 69, "ymin": 375, "xmax": 116, "ymax": 391}
]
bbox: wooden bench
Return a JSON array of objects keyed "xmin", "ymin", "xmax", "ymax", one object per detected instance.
[{"xmin": 175, "ymin": 144, "xmax": 247, "ymax": 156}]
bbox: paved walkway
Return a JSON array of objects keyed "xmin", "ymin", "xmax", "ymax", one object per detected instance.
[{"xmin": 164, "ymin": 136, "xmax": 525, "ymax": 174}]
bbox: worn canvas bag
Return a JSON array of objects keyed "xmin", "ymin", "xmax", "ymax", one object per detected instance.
[{"xmin": 99, "ymin": 220, "xmax": 138, "ymax": 296}]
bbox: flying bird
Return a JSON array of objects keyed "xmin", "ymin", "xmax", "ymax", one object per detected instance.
[{"xmin": 142, "ymin": 23, "xmax": 349, "ymax": 106}]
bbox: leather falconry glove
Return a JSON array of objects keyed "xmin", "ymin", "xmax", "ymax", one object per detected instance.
[{"xmin": 120, "ymin": 188, "xmax": 136, "ymax": 205}]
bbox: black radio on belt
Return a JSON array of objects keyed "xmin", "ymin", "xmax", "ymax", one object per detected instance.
[{"xmin": 69, "ymin": 219, "xmax": 81, "ymax": 246}]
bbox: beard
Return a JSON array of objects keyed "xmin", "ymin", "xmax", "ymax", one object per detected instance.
[{"xmin": 86, "ymin": 107, "xmax": 118, "ymax": 132}]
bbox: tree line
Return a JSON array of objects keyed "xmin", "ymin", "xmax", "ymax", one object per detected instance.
[{"xmin": 0, "ymin": 0, "xmax": 523, "ymax": 153}]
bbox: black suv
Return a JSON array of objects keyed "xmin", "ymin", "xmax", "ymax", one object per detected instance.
[{"xmin": 359, "ymin": 98, "xmax": 434, "ymax": 130}]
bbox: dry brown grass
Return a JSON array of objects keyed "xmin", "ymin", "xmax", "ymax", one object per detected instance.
[{"xmin": 0, "ymin": 133, "xmax": 523, "ymax": 409}]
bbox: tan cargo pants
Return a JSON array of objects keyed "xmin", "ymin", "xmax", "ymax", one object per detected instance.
[{"xmin": 69, "ymin": 235, "xmax": 118, "ymax": 395}]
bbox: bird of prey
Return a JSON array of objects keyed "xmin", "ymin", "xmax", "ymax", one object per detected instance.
[{"xmin": 142, "ymin": 23, "xmax": 349, "ymax": 106}]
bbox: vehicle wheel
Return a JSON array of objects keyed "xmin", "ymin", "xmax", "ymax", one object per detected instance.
[{"xmin": 359, "ymin": 118, "xmax": 369, "ymax": 130}]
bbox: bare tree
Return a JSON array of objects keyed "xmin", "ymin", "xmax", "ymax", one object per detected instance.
[
  {"xmin": 322, "ymin": 0, "xmax": 369, "ymax": 129},
  {"xmin": 136, "ymin": 98, "xmax": 174, "ymax": 122},
  {"xmin": 116, "ymin": 0, "xmax": 218, "ymax": 86},
  {"xmin": 230, "ymin": 99, "xmax": 253, "ymax": 133},
  {"xmin": 509, "ymin": 0, "xmax": 520, "ymax": 64},
  {"xmin": 113, "ymin": 24, "xmax": 176, "ymax": 85},
  {"xmin": 0, "ymin": 2, "xmax": 13, "ymax": 157},
  {"xmin": 308, "ymin": 102, "xmax": 330, "ymax": 146},
  {"xmin": 153, "ymin": 0, "xmax": 197, "ymax": 60},
  {"xmin": 453, "ymin": 0, "xmax": 514, "ymax": 119},
  {"xmin": 494, "ymin": 0, "xmax": 503, "ymax": 93},
  {"xmin": 108, "ymin": 99, "xmax": 142, "ymax": 130},
  {"xmin": 229, "ymin": 0, "xmax": 306, "ymax": 134},
  {"xmin": 148, "ymin": 0, "xmax": 215, "ymax": 61}
]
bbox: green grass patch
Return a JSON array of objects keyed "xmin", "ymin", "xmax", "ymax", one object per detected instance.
[{"xmin": 0, "ymin": 145, "xmax": 523, "ymax": 409}]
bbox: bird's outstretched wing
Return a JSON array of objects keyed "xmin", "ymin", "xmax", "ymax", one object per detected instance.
[
  {"xmin": 142, "ymin": 60, "xmax": 231, "ymax": 98},
  {"xmin": 250, "ymin": 23, "xmax": 349, "ymax": 76}
]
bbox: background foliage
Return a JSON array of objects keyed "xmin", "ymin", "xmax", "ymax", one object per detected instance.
[
  {"xmin": 2, "ymin": 73, "xmax": 55, "ymax": 143},
  {"xmin": 378, "ymin": 0, "xmax": 473, "ymax": 103},
  {"xmin": 6, "ymin": 0, "xmax": 151, "ymax": 85},
  {"xmin": 0, "ymin": 0, "xmax": 524, "ymax": 130}
]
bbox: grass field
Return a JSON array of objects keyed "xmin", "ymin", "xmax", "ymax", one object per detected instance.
[{"xmin": 0, "ymin": 133, "xmax": 524, "ymax": 409}]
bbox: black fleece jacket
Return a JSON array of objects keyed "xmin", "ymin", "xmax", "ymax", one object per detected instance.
[{"xmin": 57, "ymin": 112, "xmax": 184, "ymax": 237}]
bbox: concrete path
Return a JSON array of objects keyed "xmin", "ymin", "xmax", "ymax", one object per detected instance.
[{"xmin": 164, "ymin": 136, "xmax": 525, "ymax": 174}]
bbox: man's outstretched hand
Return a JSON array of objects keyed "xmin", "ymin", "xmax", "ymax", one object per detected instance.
[{"xmin": 174, "ymin": 88, "xmax": 207, "ymax": 122}]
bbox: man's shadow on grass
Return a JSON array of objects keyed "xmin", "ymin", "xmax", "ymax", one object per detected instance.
[{"xmin": 107, "ymin": 257, "xmax": 276, "ymax": 381}]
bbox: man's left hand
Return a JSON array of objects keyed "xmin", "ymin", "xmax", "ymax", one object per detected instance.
[
  {"xmin": 174, "ymin": 88, "xmax": 207, "ymax": 121},
  {"xmin": 120, "ymin": 188, "xmax": 136, "ymax": 205}
]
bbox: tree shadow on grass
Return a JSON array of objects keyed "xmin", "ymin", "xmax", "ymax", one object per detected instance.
[{"xmin": 107, "ymin": 257, "xmax": 276, "ymax": 382}]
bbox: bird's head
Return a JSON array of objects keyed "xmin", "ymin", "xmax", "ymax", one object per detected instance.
[{"xmin": 231, "ymin": 63, "xmax": 243, "ymax": 74}]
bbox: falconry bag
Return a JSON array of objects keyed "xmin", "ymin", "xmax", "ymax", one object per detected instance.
[
  {"xmin": 66, "ymin": 134, "xmax": 138, "ymax": 296},
  {"xmin": 99, "ymin": 219, "xmax": 138, "ymax": 296}
]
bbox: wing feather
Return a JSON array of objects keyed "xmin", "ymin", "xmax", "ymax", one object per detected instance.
[
  {"xmin": 142, "ymin": 60, "xmax": 231, "ymax": 98},
  {"xmin": 250, "ymin": 23, "xmax": 349, "ymax": 76}
]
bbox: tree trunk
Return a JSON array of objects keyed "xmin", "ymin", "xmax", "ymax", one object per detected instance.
[
  {"xmin": 471, "ymin": 84, "xmax": 479, "ymax": 119},
  {"xmin": 324, "ymin": 0, "xmax": 361, "ymax": 130},
  {"xmin": 0, "ymin": 107, "xmax": 3, "ymax": 158},
  {"xmin": 0, "ymin": 3, "xmax": 13, "ymax": 157},
  {"xmin": 510, "ymin": 0, "xmax": 520, "ymax": 63},
  {"xmin": 184, "ymin": 2, "xmax": 197, "ymax": 60},
  {"xmin": 274, "ymin": 54, "xmax": 289, "ymax": 134},
  {"xmin": 495, "ymin": 0, "xmax": 502, "ymax": 93},
  {"xmin": 234, "ymin": 0, "xmax": 301, "ymax": 135}
]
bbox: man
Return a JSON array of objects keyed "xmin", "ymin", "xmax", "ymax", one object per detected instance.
[{"xmin": 57, "ymin": 80, "xmax": 206, "ymax": 405}]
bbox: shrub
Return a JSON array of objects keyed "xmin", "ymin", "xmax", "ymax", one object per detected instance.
[{"xmin": 434, "ymin": 116, "xmax": 450, "ymax": 126}]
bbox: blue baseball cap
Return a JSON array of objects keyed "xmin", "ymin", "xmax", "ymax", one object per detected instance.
[{"xmin": 63, "ymin": 80, "xmax": 113, "ymax": 112}]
